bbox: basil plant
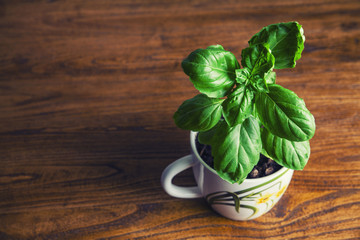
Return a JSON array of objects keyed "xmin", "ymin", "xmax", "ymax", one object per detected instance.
[{"xmin": 174, "ymin": 22, "xmax": 316, "ymax": 184}]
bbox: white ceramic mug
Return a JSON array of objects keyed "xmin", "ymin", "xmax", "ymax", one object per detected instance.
[{"xmin": 161, "ymin": 131, "xmax": 294, "ymax": 220}]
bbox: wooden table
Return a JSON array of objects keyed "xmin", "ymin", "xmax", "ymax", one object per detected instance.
[{"xmin": 1, "ymin": 0, "xmax": 359, "ymax": 239}]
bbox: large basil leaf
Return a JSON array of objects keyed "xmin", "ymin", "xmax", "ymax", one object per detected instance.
[
  {"xmin": 182, "ymin": 45, "xmax": 240, "ymax": 98},
  {"xmin": 249, "ymin": 22, "xmax": 305, "ymax": 69},
  {"xmin": 255, "ymin": 84, "xmax": 315, "ymax": 141},
  {"xmin": 222, "ymin": 85, "xmax": 254, "ymax": 126},
  {"xmin": 173, "ymin": 94, "xmax": 224, "ymax": 131},
  {"xmin": 261, "ymin": 128, "xmax": 310, "ymax": 170},
  {"xmin": 211, "ymin": 117, "xmax": 262, "ymax": 183}
]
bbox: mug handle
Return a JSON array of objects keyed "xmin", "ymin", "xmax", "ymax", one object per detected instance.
[{"xmin": 161, "ymin": 155, "xmax": 202, "ymax": 199}]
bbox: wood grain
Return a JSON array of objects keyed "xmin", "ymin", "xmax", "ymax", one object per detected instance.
[{"xmin": 0, "ymin": 0, "xmax": 359, "ymax": 239}]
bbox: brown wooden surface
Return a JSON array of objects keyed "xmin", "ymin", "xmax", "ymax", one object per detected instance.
[{"xmin": 0, "ymin": 0, "xmax": 359, "ymax": 239}]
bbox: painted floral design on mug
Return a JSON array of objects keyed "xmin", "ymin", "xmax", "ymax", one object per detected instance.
[{"xmin": 206, "ymin": 169, "xmax": 290, "ymax": 220}]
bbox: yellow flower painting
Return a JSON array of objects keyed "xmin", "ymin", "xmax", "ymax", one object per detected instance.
[
  {"xmin": 276, "ymin": 185, "xmax": 287, "ymax": 197},
  {"xmin": 256, "ymin": 193, "xmax": 274, "ymax": 204}
]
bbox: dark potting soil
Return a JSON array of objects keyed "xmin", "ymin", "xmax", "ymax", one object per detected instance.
[{"xmin": 195, "ymin": 137, "xmax": 282, "ymax": 179}]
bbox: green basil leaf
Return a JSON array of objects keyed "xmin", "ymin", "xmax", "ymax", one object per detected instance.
[
  {"xmin": 240, "ymin": 44, "xmax": 275, "ymax": 92},
  {"xmin": 222, "ymin": 85, "xmax": 254, "ymax": 126},
  {"xmin": 264, "ymin": 71, "xmax": 276, "ymax": 84},
  {"xmin": 182, "ymin": 45, "xmax": 240, "ymax": 98},
  {"xmin": 255, "ymin": 84, "xmax": 316, "ymax": 141},
  {"xmin": 235, "ymin": 68, "xmax": 250, "ymax": 84},
  {"xmin": 241, "ymin": 43, "xmax": 275, "ymax": 79},
  {"xmin": 251, "ymin": 75, "xmax": 268, "ymax": 92},
  {"xmin": 261, "ymin": 128, "xmax": 310, "ymax": 170},
  {"xmin": 211, "ymin": 116, "xmax": 262, "ymax": 183},
  {"xmin": 249, "ymin": 21, "xmax": 305, "ymax": 69},
  {"xmin": 198, "ymin": 120, "xmax": 223, "ymax": 145},
  {"xmin": 173, "ymin": 94, "xmax": 224, "ymax": 131}
]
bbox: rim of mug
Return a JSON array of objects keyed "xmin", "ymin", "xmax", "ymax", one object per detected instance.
[{"xmin": 190, "ymin": 131, "xmax": 291, "ymax": 183}]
